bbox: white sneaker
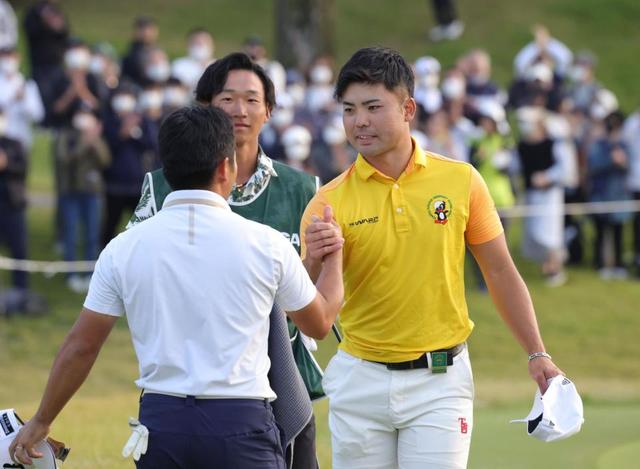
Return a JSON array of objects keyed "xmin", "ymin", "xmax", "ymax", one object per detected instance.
[
  {"xmin": 443, "ymin": 20, "xmax": 465, "ymax": 40},
  {"xmin": 545, "ymin": 271, "xmax": 567, "ymax": 287},
  {"xmin": 611, "ymin": 267, "xmax": 628, "ymax": 280}
]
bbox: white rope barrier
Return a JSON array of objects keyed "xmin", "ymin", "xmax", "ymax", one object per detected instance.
[
  {"xmin": 499, "ymin": 199, "xmax": 640, "ymax": 218},
  {"xmin": 0, "ymin": 257, "xmax": 96, "ymax": 275},
  {"xmin": 1, "ymin": 199, "xmax": 639, "ymax": 275}
]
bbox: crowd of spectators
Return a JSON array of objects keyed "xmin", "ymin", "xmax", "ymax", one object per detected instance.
[{"xmin": 1, "ymin": 1, "xmax": 639, "ymax": 315}]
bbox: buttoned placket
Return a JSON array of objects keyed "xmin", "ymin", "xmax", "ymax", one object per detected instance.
[{"xmin": 390, "ymin": 179, "xmax": 409, "ymax": 233}]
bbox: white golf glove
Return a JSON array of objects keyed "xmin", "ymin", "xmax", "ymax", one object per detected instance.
[{"xmin": 122, "ymin": 417, "xmax": 149, "ymax": 461}]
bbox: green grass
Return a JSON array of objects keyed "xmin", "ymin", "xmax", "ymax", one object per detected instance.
[{"xmin": 4, "ymin": 1, "xmax": 640, "ymax": 467}]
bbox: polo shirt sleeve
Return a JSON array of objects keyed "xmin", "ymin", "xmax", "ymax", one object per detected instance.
[
  {"xmin": 465, "ymin": 167, "xmax": 505, "ymax": 245},
  {"xmin": 299, "ymin": 190, "xmax": 330, "ymax": 260},
  {"xmin": 274, "ymin": 234, "xmax": 317, "ymax": 312},
  {"xmin": 83, "ymin": 242, "xmax": 125, "ymax": 317}
]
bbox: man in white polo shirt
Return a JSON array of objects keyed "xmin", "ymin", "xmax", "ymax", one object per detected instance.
[{"xmin": 9, "ymin": 106, "xmax": 344, "ymax": 469}]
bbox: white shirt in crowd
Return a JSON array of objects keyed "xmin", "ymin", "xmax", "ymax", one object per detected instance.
[
  {"xmin": 514, "ymin": 38, "xmax": 573, "ymax": 78},
  {"xmin": 0, "ymin": 73, "xmax": 44, "ymax": 149},
  {"xmin": 623, "ymin": 112, "xmax": 640, "ymax": 192},
  {"xmin": 84, "ymin": 190, "xmax": 317, "ymax": 399}
]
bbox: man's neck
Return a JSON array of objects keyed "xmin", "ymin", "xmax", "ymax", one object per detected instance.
[
  {"xmin": 235, "ymin": 140, "xmax": 260, "ymax": 185},
  {"xmin": 363, "ymin": 135, "xmax": 414, "ymax": 180}
]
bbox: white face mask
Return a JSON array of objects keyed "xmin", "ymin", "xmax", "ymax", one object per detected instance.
[
  {"xmin": 418, "ymin": 73, "xmax": 439, "ymax": 89},
  {"xmin": 112, "ymin": 94, "xmax": 137, "ymax": 114},
  {"xmin": 72, "ymin": 113, "xmax": 95, "ymax": 131},
  {"xmin": 322, "ymin": 124, "xmax": 346, "ymax": 146},
  {"xmin": 271, "ymin": 108, "xmax": 294, "ymax": 129},
  {"xmin": 163, "ymin": 87, "xmax": 189, "ymax": 107},
  {"xmin": 306, "ymin": 87, "xmax": 334, "ymax": 112},
  {"xmin": 310, "ymin": 64, "xmax": 333, "ymax": 85},
  {"xmin": 139, "ymin": 90, "xmax": 164, "ymax": 111},
  {"xmin": 65, "ymin": 49, "xmax": 91, "ymax": 71},
  {"xmin": 146, "ymin": 62, "xmax": 170, "ymax": 82},
  {"xmin": 568, "ymin": 66, "xmax": 587, "ymax": 83},
  {"xmin": 188, "ymin": 44, "xmax": 212, "ymax": 62},
  {"xmin": 0, "ymin": 58, "xmax": 19, "ymax": 75},
  {"xmin": 287, "ymin": 84, "xmax": 306, "ymax": 107},
  {"xmin": 286, "ymin": 144, "xmax": 310, "ymax": 162},
  {"xmin": 89, "ymin": 56, "xmax": 105, "ymax": 75},
  {"xmin": 441, "ymin": 77, "xmax": 465, "ymax": 100}
]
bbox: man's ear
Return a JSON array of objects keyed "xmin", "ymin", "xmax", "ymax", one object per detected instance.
[
  {"xmin": 215, "ymin": 157, "xmax": 232, "ymax": 183},
  {"xmin": 403, "ymin": 97, "xmax": 417, "ymax": 122}
]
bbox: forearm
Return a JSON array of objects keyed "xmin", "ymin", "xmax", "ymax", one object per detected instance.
[
  {"xmin": 303, "ymin": 256, "xmax": 322, "ymax": 282},
  {"xmin": 314, "ymin": 253, "xmax": 344, "ymax": 330},
  {"xmin": 484, "ymin": 261, "xmax": 546, "ymax": 354},
  {"xmin": 33, "ymin": 333, "xmax": 102, "ymax": 426}
]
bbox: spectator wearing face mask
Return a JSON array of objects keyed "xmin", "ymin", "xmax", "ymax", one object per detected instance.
[
  {"xmin": 516, "ymin": 106, "xmax": 570, "ymax": 286},
  {"xmin": 565, "ymin": 51, "xmax": 600, "ymax": 115},
  {"xmin": 88, "ymin": 42, "xmax": 121, "ymax": 97},
  {"xmin": 23, "ymin": 0, "xmax": 70, "ymax": 108},
  {"xmin": 281, "ymin": 124, "xmax": 316, "ymax": 175},
  {"xmin": 622, "ymin": 105, "xmax": 640, "ymax": 277},
  {"xmin": 54, "ymin": 108, "xmax": 111, "ymax": 292},
  {"xmin": 440, "ymin": 68, "xmax": 478, "ymax": 152},
  {"xmin": 304, "ymin": 55, "xmax": 336, "ymax": 115},
  {"xmin": 414, "ymin": 56, "xmax": 442, "ymax": 117},
  {"xmin": 121, "ymin": 16, "xmax": 159, "ymax": 87},
  {"xmin": 102, "ymin": 85, "xmax": 157, "ymax": 245},
  {"xmin": 172, "ymin": 28, "xmax": 215, "ymax": 91},
  {"xmin": 462, "ymin": 49, "xmax": 503, "ymax": 104},
  {"xmin": 508, "ymin": 60, "xmax": 555, "ymax": 110},
  {"xmin": 587, "ymin": 111, "xmax": 631, "ymax": 280},
  {"xmin": 142, "ymin": 47, "xmax": 171, "ymax": 87},
  {"xmin": 0, "ymin": 111, "xmax": 30, "ymax": 309},
  {"xmin": 514, "ymin": 25, "xmax": 573, "ymax": 80},
  {"xmin": 0, "ymin": 47, "xmax": 45, "ymax": 151},
  {"xmin": 259, "ymin": 92, "xmax": 295, "ymax": 162},
  {"xmin": 312, "ymin": 114, "xmax": 355, "ymax": 183},
  {"xmin": 49, "ymin": 40, "xmax": 102, "ymax": 128},
  {"xmin": 425, "ymin": 109, "xmax": 469, "ymax": 163},
  {"xmin": 469, "ymin": 100, "xmax": 514, "ymax": 213},
  {"xmin": 162, "ymin": 78, "xmax": 191, "ymax": 115}
]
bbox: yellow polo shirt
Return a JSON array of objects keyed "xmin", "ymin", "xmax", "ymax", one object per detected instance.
[{"xmin": 301, "ymin": 141, "xmax": 503, "ymax": 362}]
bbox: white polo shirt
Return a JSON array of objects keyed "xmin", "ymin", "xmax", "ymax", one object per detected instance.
[{"xmin": 84, "ymin": 189, "xmax": 317, "ymax": 399}]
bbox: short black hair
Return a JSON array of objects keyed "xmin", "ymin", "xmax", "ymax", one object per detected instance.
[
  {"xmin": 604, "ymin": 110, "xmax": 625, "ymax": 134},
  {"xmin": 159, "ymin": 106, "xmax": 235, "ymax": 190},
  {"xmin": 335, "ymin": 47, "xmax": 414, "ymax": 101},
  {"xmin": 134, "ymin": 16, "xmax": 156, "ymax": 29},
  {"xmin": 195, "ymin": 52, "xmax": 275, "ymax": 112}
]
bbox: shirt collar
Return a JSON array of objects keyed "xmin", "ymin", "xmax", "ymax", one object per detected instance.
[
  {"xmin": 354, "ymin": 138, "xmax": 427, "ymax": 181},
  {"xmin": 229, "ymin": 147, "xmax": 278, "ymax": 203},
  {"xmin": 162, "ymin": 189, "xmax": 231, "ymax": 211}
]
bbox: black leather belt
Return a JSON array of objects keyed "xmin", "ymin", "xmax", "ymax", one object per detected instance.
[{"xmin": 371, "ymin": 343, "xmax": 465, "ymax": 370}]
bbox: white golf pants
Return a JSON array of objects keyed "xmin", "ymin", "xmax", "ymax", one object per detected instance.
[{"xmin": 322, "ymin": 347, "xmax": 474, "ymax": 469}]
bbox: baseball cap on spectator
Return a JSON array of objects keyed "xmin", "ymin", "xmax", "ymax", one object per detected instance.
[
  {"xmin": 526, "ymin": 62, "xmax": 553, "ymax": 85},
  {"xmin": 590, "ymin": 88, "xmax": 618, "ymax": 120},
  {"xmin": 510, "ymin": 376, "xmax": 584, "ymax": 442},
  {"xmin": 476, "ymin": 98, "xmax": 509, "ymax": 135}
]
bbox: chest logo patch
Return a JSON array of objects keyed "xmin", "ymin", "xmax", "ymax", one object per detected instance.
[{"xmin": 428, "ymin": 195, "xmax": 452, "ymax": 225}]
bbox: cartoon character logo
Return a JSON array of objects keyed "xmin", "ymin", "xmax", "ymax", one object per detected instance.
[{"xmin": 427, "ymin": 195, "xmax": 453, "ymax": 225}]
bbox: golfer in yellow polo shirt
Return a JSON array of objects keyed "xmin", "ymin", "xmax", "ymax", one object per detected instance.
[{"xmin": 302, "ymin": 47, "xmax": 565, "ymax": 469}]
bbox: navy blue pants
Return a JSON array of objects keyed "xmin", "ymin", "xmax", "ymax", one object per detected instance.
[
  {"xmin": 136, "ymin": 394, "xmax": 285, "ymax": 469},
  {"xmin": 0, "ymin": 203, "xmax": 28, "ymax": 289}
]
